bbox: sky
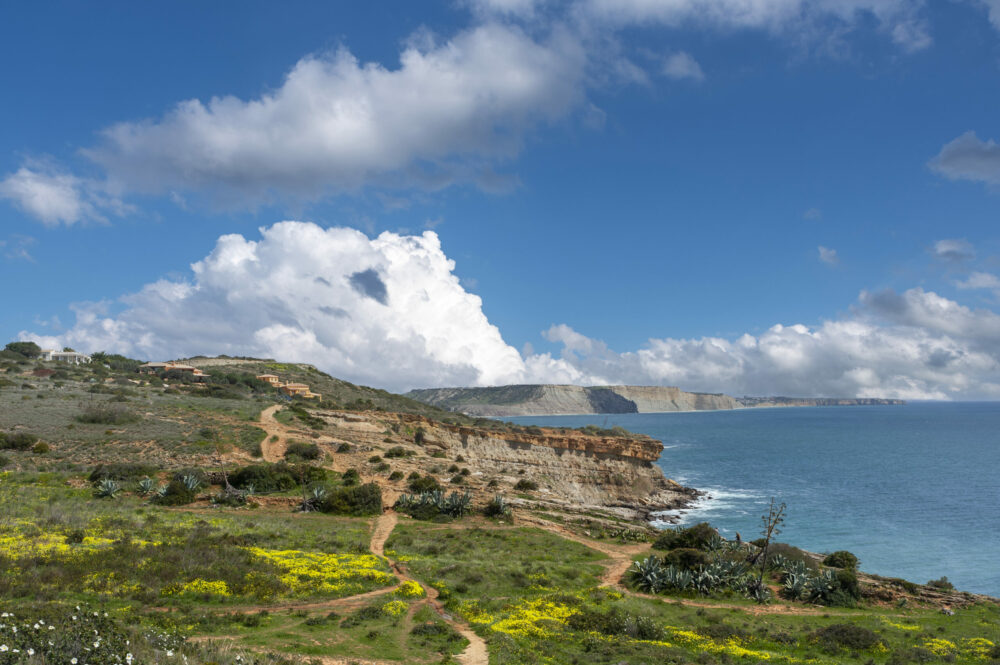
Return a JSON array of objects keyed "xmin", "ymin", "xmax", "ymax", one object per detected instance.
[{"xmin": 3, "ymin": 0, "xmax": 1000, "ymax": 399}]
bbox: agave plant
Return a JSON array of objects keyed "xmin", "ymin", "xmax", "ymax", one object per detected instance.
[
  {"xmin": 299, "ymin": 485, "xmax": 328, "ymax": 512},
  {"xmin": 804, "ymin": 569, "xmax": 839, "ymax": 604},
  {"xmin": 136, "ymin": 476, "xmax": 155, "ymax": 496},
  {"xmin": 768, "ymin": 553, "xmax": 790, "ymax": 572},
  {"xmin": 663, "ymin": 565, "xmax": 693, "ymax": 591},
  {"xmin": 155, "ymin": 484, "xmax": 169, "ymax": 498},
  {"xmin": 630, "ymin": 555, "xmax": 666, "ymax": 593},
  {"xmin": 181, "ymin": 474, "xmax": 201, "ymax": 492},
  {"xmin": 442, "ymin": 490, "xmax": 472, "ymax": 517},
  {"xmin": 94, "ymin": 478, "xmax": 120, "ymax": 499},
  {"xmin": 484, "ymin": 493, "xmax": 512, "ymax": 518}
]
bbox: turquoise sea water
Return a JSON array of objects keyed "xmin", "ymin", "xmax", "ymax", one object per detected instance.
[{"xmin": 511, "ymin": 403, "xmax": 1000, "ymax": 597}]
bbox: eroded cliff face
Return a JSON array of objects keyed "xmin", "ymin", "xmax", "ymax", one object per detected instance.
[
  {"xmin": 318, "ymin": 410, "xmax": 696, "ymax": 520},
  {"xmin": 407, "ymin": 384, "xmax": 740, "ymax": 416}
]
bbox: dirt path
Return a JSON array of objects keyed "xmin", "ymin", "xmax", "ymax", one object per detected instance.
[
  {"xmin": 258, "ymin": 404, "xmax": 288, "ymax": 462},
  {"xmin": 372, "ymin": 510, "xmax": 488, "ymax": 665}
]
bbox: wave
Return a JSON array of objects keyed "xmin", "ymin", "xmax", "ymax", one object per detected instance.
[{"xmin": 651, "ymin": 486, "xmax": 769, "ymax": 535}]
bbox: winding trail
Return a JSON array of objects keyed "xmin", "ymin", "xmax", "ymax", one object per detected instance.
[
  {"xmin": 258, "ymin": 405, "xmax": 289, "ymax": 462},
  {"xmin": 371, "ymin": 510, "xmax": 488, "ymax": 665}
]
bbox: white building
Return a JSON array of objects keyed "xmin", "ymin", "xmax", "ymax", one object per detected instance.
[{"xmin": 39, "ymin": 349, "xmax": 92, "ymax": 364}]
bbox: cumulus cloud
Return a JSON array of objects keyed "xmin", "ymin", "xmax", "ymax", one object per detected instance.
[
  {"xmin": 80, "ymin": 23, "xmax": 585, "ymax": 206},
  {"xmin": 929, "ymin": 131, "xmax": 1000, "ymax": 187},
  {"xmin": 662, "ymin": 51, "xmax": 705, "ymax": 80},
  {"xmin": 22, "ymin": 221, "xmax": 1000, "ymax": 399},
  {"xmin": 818, "ymin": 245, "xmax": 839, "ymax": 265},
  {"xmin": 0, "ymin": 166, "xmax": 131, "ymax": 227},
  {"xmin": 956, "ymin": 271, "xmax": 1000, "ymax": 291},
  {"xmin": 932, "ymin": 238, "xmax": 975, "ymax": 262},
  {"xmin": 579, "ymin": 0, "xmax": 932, "ymax": 51}
]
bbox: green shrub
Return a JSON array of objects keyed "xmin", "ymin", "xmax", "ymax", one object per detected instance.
[
  {"xmin": 514, "ymin": 479, "xmax": 538, "ymax": 491},
  {"xmin": 31, "ymin": 441, "xmax": 50, "ymax": 454},
  {"xmin": 0, "ymin": 453, "xmax": 9, "ymax": 468},
  {"xmin": 408, "ymin": 474, "xmax": 441, "ymax": 493},
  {"xmin": 228, "ymin": 462, "xmax": 327, "ymax": 492},
  {"xmin": 76, "ymin": 403, "xmax": 139, "ymax": 425},
  {"xmin": 89, "ymin": 463, "xmax": 158, "ymax": 483},
  {"xmin": 0, "ymin": 432, "xmax": 38, "ymax": 450},
  {"xmin": 317, "ymin": 483, "xmax": 382, "ymax": 516},
  {"xmin": 342, "ymin": 468, "xmax": 360, "ymax": 486},
  {"xmin": 336, "ymin": 442, "xmax": 352, "ymax": 453},
  {"xmin": 413, "ymin": 427, "xmax": 425, "ymax": 445},
  {"xmin": 810, "ymin": 624, "xmax": 882, "ymax": 652},
  {"xmin": 664, "ymin": 547, "xmax": 711, "ymax": 570},
  {"xmin": 388, "ymin": 471, "xmax": 403, "ymax": 481},
  {"xmin": 384, "ymin": 446, "xmax": 412, "ymax": 458},
  {"xmin": 449, "ymin": 474, "xmax": 465, "ymax": 484},
  {"xmin": 285, "ymin": 441, "xmax": 321, "ymax": 461},
  {"xmin": 652, "ymin": 522, "xmax": 717, "ymax": 551},
  {"xmin": 927, "ymin": 576, "xmax": 954, "ymax": 590},
  {"xmin": 152, "ymin": 478, "xmax": 197, "ymax": 506},
  {"xmin": 823, "ymin": 550, "xmax": 859, "ymax": 569},
  {"xmin": 4, "ymin": 341, "xmax": 41, "ymax": 358}
]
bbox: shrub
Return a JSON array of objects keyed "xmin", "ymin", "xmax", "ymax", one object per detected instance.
[
  {"xmin": 76, "ymin": 403, "xmax": 139, "ymax": 425},
  {"xmin": 229, "ymin": 462, "xmax": 327, "ymax": 492},
  {"xmin": 285, "ymin": 441, "xmax": 321, "ymax": 461},
  {"xmin": 483, "ymin": 494, "xmax": 512, "ymax": 518},
  {"xmin": 810, "ymin": 624, "xmax": 882, "ymax": 653},
  {"xmin": 152, "ymin": 478, "xmax": 197, "ymax": 506},
  {"xmin": 31, "ymin": 441, "xmax": 50, "ymax": 454},
  {"xmin": 927, "ymin": 576, "xmax": 954, "ymax": 591},
  {"xmin": 317, "ymin": 483, "xmax": 383, "ymax": 516},
  {"xmin": 447, "ymin": 464, "xmax": 459, "ymax": 473},
  {"xmin": 342, "ymin": 468, "xmax": 360, "ymax": 486},
  {"xmin": 0, "ymin": 453, "xmax": 8, "ymax": 468},
  {"xmin": 824, "ymin": 550, "xmax": 859, "ymax": 569},
  {"xmin": 408, "ymin": 474, "xmax": 441, "ymax": 493},
  {"xmin": 0, "ymin": 432, "xmax": 38, "ymax": 450},
  {"xmin": 384, "ymin": 446, "xmax": 412, "ymax": 458},
  {"xmin": 336, "ymin": 442, "xmax": 352, "ymax": 453},
  {"xmin": 388, "ymin": 471, "xmax": 403, "ymax": 481},
  {"xmin": 89, "ymin": 463, "xmax": 158, "ymax": 483},
  {"xmin": 4, "ymin": 341, "xmax": 41, "ymax": 358},
  {"xmin": 414, "ymin": 427, "xmax": 425, "ymax": 445},
  {"xmin": 652, "ymin": 522, "xmax": 717, "ymax": 551},
  {"xmin": 449, "ymin": 474, "xmax": 465, "ymax": 484},
  {"xmin": 514, "ymin": 479, "xmax": 538, "ymax": 491},
  {"xmin": 664, "ymin": 547, "xmax": 711, "ymax": 570}
]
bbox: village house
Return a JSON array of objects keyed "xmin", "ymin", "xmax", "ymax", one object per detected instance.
[
  {"xmin": 256, "ymin": 373, "xmax": 321, "ymax": 399},
  {"xmin": 39, "ymin": 349, "xmax": 91, "ymax": 364}
]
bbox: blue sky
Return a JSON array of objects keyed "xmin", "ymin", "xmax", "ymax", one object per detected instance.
[{"xmin": 3, "ymin": 0, "xmax": 1000, "ymax": 398}]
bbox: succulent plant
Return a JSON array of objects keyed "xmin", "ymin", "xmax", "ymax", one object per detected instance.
[
  {"xmin": 94, "ymin": 478, "xmax": 120, "ymax": 499},
  {"xmin": 136, "ymin": 477, "xmax": 155, "ymax": 496}
]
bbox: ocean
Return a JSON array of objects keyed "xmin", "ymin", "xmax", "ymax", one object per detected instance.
[{"xmin": 510, "ymin": 402, "xmax": 1000, "ymax": 597}]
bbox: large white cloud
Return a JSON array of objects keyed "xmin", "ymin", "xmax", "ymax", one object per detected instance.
[
  {"xmin": 22, "ymin": 221, "xmax": 1000, "ymax": 398},
  {"xmin": 80, "ymin": 23, "xmax": 584, "ymax": 205}
]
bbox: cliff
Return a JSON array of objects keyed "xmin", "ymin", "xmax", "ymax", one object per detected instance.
[
  {"xmin": 315, "ymin": 409, "xmax": 696, "ymax": 521},
  {"xmin": 406, "ymin": 384, "xmax": 740, "ymax": 417},
  {"xmin": 406, "ymin": 384, "xmax": 905, "ymax": 417}
]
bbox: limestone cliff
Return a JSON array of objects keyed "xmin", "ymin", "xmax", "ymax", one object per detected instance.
[{"xmin": 406, "ymin": 384, "xmax": 740, "ymax": 417}]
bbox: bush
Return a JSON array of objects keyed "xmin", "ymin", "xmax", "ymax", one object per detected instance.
[
  {"xmin": 4, "ymin": 341, "xmax": 41, "ymax": 358},
  {"xmin": 0, "ymin": 432, "xmax": 38, "ymax": 451},
  {"xmin": 652, "ymin": 522, "xmax": 717, "ymax": 551},
  {"xmin": 317, "ymin": 483, "xmax": 383, "ymax": 516},
  {"xmin": 824, "ymin": 550, "xmax": 859, "ymax": 569},
  {"xmin": 514, "ymin": 479, "xmax": 538, "ymax": 491},
  {"xmin": 927, "ymin": 576, "xmax": 954, "ymax": 591},
  {"xmin": 229, "ymin": 462, "xmax": 327, "ymax": 492},
  {"xmin": 152, "ymin": 478, "xmax": 198, "ymax": 506},
  {"xmin": 414, "ymin": 427, "xmax": 425, "ymax": 445},
  {"xmin": 664, "ymin": 547, "xmax": 711, "ymax": 570},
  {"xmin": 810, "ymin": 624, "xmax": 882, "ymax": 652},
  {"xmin": 31, "ymin": 441, "xmax": 50, "ymax": 454},
  {"xmin": 388, "ymin": 471, "xmax": 403, "ymax": 481},
  {"xmin": 285, "ymin": 441, "xmax": 321, "ymax": 461},
  {"xmin": 76, "ymin": 403, "xmax": 139, "ymax": 425},
  {"xmin": 336, "ymin": 442, "xmax": 352, "ymax": 453},
  {"xmin": 0, "ymin": 453, "xmax": 9, "ymax": 468},
  {"xmin": 342, "ymin": 468, "xmax": 360, "ymax": 486},
  {"xmin": 384, "ymin": 446, "xmax": 412, "ymax": 458},
  {"xmin": 89, "ymin": 463, "xmax": 158, "ymax": 483},
  {"xmin": 408, "ymin": 474, "xmax": 441, "ymax": 493}
]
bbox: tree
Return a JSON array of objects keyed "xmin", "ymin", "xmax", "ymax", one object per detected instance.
[
  {"xmin": 4, "ymin": 341, "xmax": 41, "ymax": 358},
  {"xmin": 753, "ymin": 497, "xmax": 786, "ymax": 603}
]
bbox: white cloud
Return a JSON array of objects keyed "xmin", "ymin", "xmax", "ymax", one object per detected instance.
[
  {"xmin": 0, "ymin": 167, "xmax": 101, "ymax": 227},
  {"xmin": 931, "ymin": 238, "xmax": 975, "ymax": 262},
  {"xmin": 579, "ymin": 0, "xmax": 932, "ymax": 51},
  {"xmin": 956, "ymin": 271, "xmax": 1000, "ymax": 291},
  {"xmin": 662, "ymin": 51, "xmax": 705, "ymax": 80},
  {"xmin": 0, "ymin": 234, "xmax": 36, "ymax": 261},
  {"xmin": 23, "ymin": 221, "xmax": 1000, "ymax": 399},
  {"xmin": 465, "ymin": 0, "xmax": 546, "ymax": 17},
  {"xmin": 929, "ymin": 131, "xmax": 1000, "ymax": 187},
  {"xmin": 81, "ymin": 23, "xmax": 585, "ymax": 206},
  {"xmin": 818, "ymin": 245, "xmax": 839, "ymax": 265}
]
